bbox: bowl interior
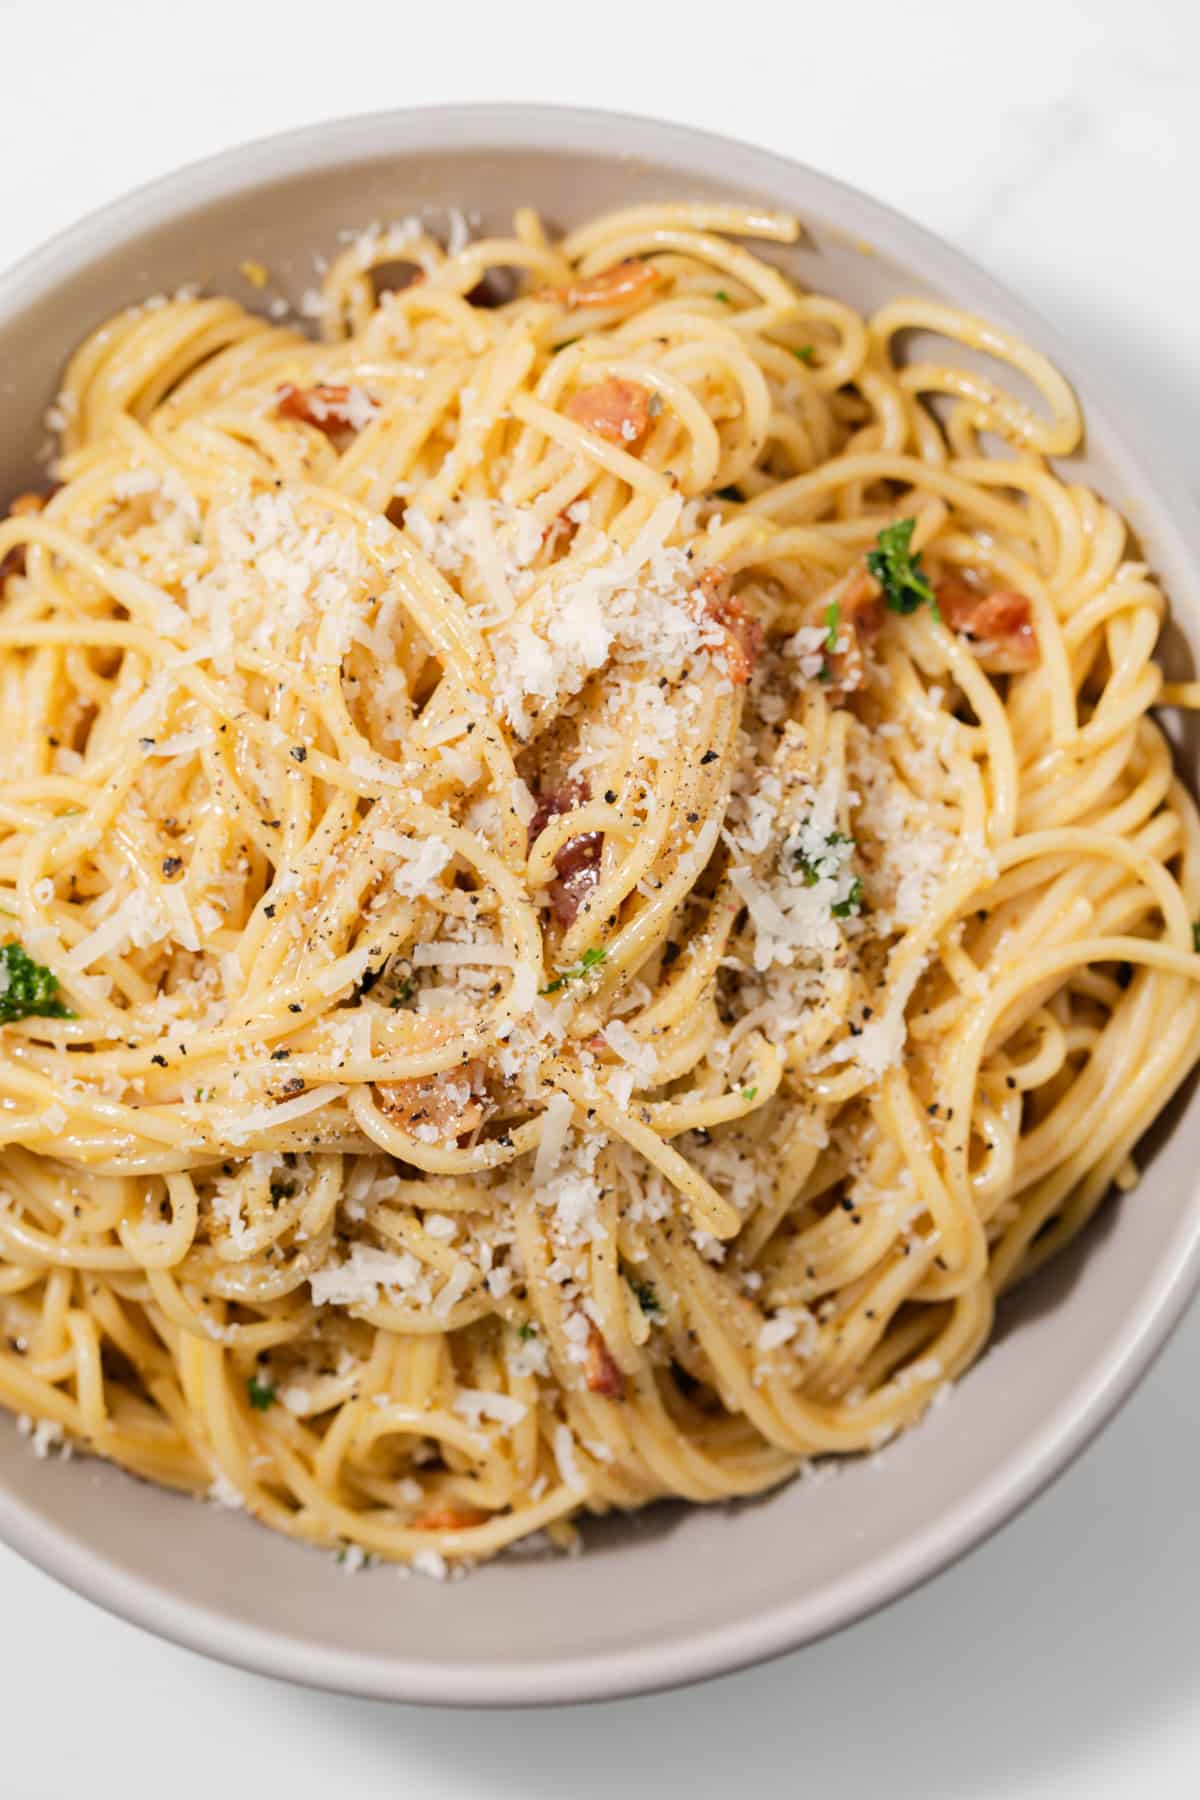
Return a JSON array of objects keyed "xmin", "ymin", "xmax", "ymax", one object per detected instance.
[{"xmin": 2, "ymin": 107, "xmax": 1199, "ymax": 1706}]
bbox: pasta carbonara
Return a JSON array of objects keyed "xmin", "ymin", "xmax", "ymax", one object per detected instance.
[{"xmin": 1, "ymin": 201, "xmax": 1198, "ymax": 1575}]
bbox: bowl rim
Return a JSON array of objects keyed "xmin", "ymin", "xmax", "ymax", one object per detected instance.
[{"xmin": 2, "ymin": 99, "xmax": 1200, "ymax": 1709}]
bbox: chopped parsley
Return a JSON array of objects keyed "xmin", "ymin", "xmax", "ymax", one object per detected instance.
[
  {"xmin": 713, "ymin": 289, "xmax": 733, "ymax": 305},
  {"xmin": 824, "ymin": 600, "xmax": 840, "ymax": 654},
  {"xmin": 335, "ymin": 1546, "xmax": 375, "ymax": 1568},
  {"xmin": 832, "ymin": 877, "xmax": 864, "ymax": 919},
  {"xmin": 517, "ymin": 1321, "xmax": 538, "ymax": 1341},
  {"xmin": 0, "ymin": 941, "xmax": 74, "ymax": 1025},
  {"xmin": 741, "ymin": 1086, "xmax": 758, "ymax": 1102},
  {"xmin": 793, "ymin": 830, "xmax": 853, "ymax": 887},
  {"xmin": 389, "ymin": 975, "xmax": 415, "ymax": 1008},
  {"xmin": 629, "ymin": 1278, "xmax": 661, "ymax": 1316},
  {"xmin": 247, "ymin": 1374, "xmax": 277, "ymax": 1411},
  {"xmin": 866, "ymin": 518, "xmax": 939, "ymax": 618},
  {"xmin": 540, "ymin": 945, "xmax": 607, "ymax": 995},
  {"xmin": 792, "ymin": 345, "xmax": 816, "ymax": 364}
]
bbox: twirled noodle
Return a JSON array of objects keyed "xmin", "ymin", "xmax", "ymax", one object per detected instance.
[{"xmin": 1, "ymin": 201, "xmax": 1199, "ymax": 1573}]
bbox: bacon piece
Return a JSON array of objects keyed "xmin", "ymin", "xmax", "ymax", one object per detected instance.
[
  {"xmin": 565, "ymin": 378, "xmax": 653, "ymax": 451},
  {"xmin": 1, "ymin": 489, "xmax": 54, "ymax": 586},
  {"xmin": 697, "ymin": 568, "xmax": 762, "ymax": 687},
  {"xmin": 275, "ymin": 383, "xmax": 376, "ymax": 437},
  {"xmin": 541, "ymin": 509, "xmax": 578, "ymax": 557},
  {"xmin": 412, "ymin": 1504, "xmax": 488, "ymax": 1531},
  {"xmin": 938, "ymin": 579, "xmax": 1039, "ymax": 673},
  {"xmin": 537, "ymin": 259, "xmax": 662, "ymax": 309},
  {"xmin": 376, "ymin": 1062, "xmax": 486, "ymax": 1140},
  {"xmin": 821, "ymin": 567, "xmax": 883, "ymax": 701},
  {"xmin": 528, "ymin": 779, "xmax": 602, "ymax": 927},
  {"xmin": 841, "ymin": 568, "xmax": 884, "ymax": 641},
  {"xmin": 584, "ymin": 1325, "xmax": 623, "ymax": 1398}
]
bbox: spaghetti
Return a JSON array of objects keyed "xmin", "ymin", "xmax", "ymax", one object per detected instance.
[{"xmin": 1, "ymin": 200, "xmax": 1198, "ymax": 1573}]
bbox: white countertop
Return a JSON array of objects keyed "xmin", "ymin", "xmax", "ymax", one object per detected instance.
[{"xmin": 3, "ymin": 2, "xmax": 1199, "ymax": 1794}]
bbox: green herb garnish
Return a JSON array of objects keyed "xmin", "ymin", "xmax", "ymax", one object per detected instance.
[
  {"xmin": 247, "ymin": 1374, "xmax": 277, "ymax": 1411},
  {"xmin": 824, "ymin": 600, "xmax": 840, "ymax": 654},
  {"xmin": 817, "ymin": 662, "xmax": 833, "ymax": 684},
  {"xmin": 793, "ymin": 830, "xmax": 853, "ymax": 887},
  {"xmin": 792, "ymin": 345, "xmax": 815, "ymax": 364},
  {"xmin": 629, "ymin": 1278, "xmax": 661, "ymax": 1316},
  {"xmin": 269, "ymin": 1177, "xmax": 296, "ymax": 1204},
  {"xmin": 540, "ymin": 945, "xmax": 607, "ymax": 995},
  {"xmin": 866, "ymin": 518, "xmax": 938, "ymax": 618},
  {"xmin": 741, "ymin": 1086, "xmax": 758, "ymax": 1102},
  {"xmin": 0, "ymin": 941, "xmax": 74, "ymax": 1025},
  {"xmin": 517, "ymin": 1321, "xmax": 537, "ymax": 1341},
  {"xmin": 713, "ymin": 290, "xmax": 732, "ymax": 306},
  {"xmin": 831, "ymin": 877, "xmax": 864, "ymax": 919},
  {"xmin": 389, "ymin": 975, "xmax": 415, "ymax": 1009}
]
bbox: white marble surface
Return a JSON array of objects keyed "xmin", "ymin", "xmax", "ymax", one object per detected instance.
[{"xmin": 3, "ymin": 1, "xmax": 1200, "ymax": 1794}]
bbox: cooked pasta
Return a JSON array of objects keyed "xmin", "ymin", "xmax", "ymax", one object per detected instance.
[{"xmin": 1, "ymin": 200, "xmax": 1198, "ymax": 1573}]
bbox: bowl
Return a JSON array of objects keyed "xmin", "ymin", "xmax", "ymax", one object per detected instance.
[{"xmin": 2, "ymin": 103, "xmax": 1199, "ymax": 1708}]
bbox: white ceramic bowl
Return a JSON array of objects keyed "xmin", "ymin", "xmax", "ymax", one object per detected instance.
[{"xmin": 2, "ymin": 104, "xmax": 1199, "ymax": 1708}]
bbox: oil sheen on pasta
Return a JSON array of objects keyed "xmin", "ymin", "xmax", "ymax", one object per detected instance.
[{"xmin": 1, "ymin": 201, "xmax": 1198, "ymax": 1573}]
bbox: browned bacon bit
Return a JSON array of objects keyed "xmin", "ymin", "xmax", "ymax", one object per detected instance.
[
  {"xmin": 529, "ymin": 779, "xmax": 603, "ymax": 927},
  {"xmin": 413, "ymin": 1504, "xmax": 488, "ymax": 1531},
  {"xmin": 697, "ymin": 568, "xmax": 762, "ymax": 687},
  {"xmin": 275, "ymin": 383, "xmax": 376, "ymax": 437},
  {"xmin": 938, "ymin": 579, "xmax": 1039, "ymax": 673},
  {"xmin": 565, "ymin": 378, "xmax": 654, "ymax": 451},
  {"xmin": 376, "ymin": 1062, "xmax": 487, "ymax": 1140},
  {"xmin": 541, "ymin": 510, "xmax": 578, "ymax": 557},
  {"xmin": 842, "ymin": 568, "xmax": 884, "ymax": 641},
  {"xmin": 1, "ymin": 489, "xmax": 53, "ymax": 585},
  {"xmin": 584, "ymin": 1325, "xmax": 623, "ymax": 1398},
  {"xmin": 822, "ymin": 567, "xmax": 884, "ymax": 701},
  {"xmin": 536, "ymin": 258, "xmax": 662, "ymax": 309}
]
